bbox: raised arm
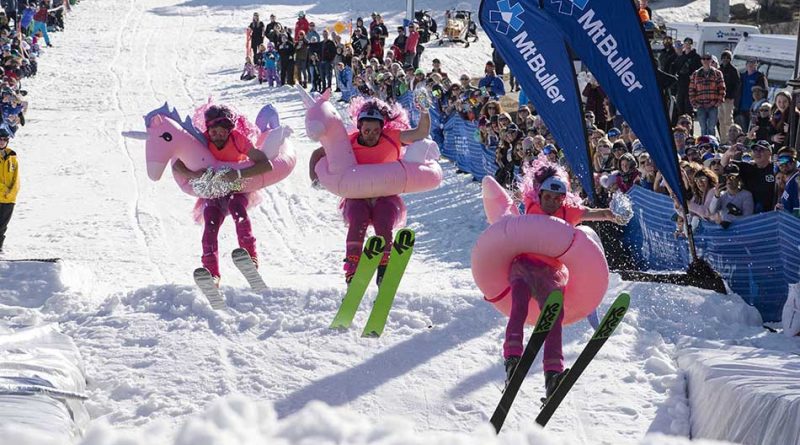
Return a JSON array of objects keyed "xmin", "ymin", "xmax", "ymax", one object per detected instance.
[{"xmin": 399, "ymin": 108, "xmax": 431, "ymax": 144}]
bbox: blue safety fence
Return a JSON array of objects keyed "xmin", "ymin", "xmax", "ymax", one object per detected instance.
[
  {"xmin": 394, "ymin": 94, "xmax": 798, "ymax": 321},
  {"xmin": 624, "ymin": 186, "xmax": 800, "ymax": 322},
  {"xmin": 397, "ymin": 91, "xmax": 497, "ymax": 181}
]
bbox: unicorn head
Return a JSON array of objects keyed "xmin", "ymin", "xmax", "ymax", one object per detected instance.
[
  {"xmin": 297, "ymin": 86, "xmax": 355, "ymax": 174},
  {"xmin": 297, "ymin": 86, "xmax": 338, "ymax": 141},
  {"xmin": 143, "ymin": 103, "xmax": 207, "ymax": 181}
]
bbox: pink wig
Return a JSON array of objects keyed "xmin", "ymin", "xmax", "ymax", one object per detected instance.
[
  {"xmin": 347, "ymin": 96, "xmax": 410, "ymax": 131},
  {"xmin": 520, "ymin": 156, "xmax": 583, "ymax": 211},
  {"xmin": 191, "ymin": 98, "xmax": 261, "ymax": 147}
]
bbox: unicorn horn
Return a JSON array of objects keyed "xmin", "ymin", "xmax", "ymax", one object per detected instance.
[
  {"xmin": 482, "ymin": 176, "xmax": 520, "ymax": 224},
  {"xmin": 296, "ymin": 85, "xmax": 316, "ymax": 109},
  {"xmin": 121, "ymin": 130, "xmax": 148, "ymax": 140}
]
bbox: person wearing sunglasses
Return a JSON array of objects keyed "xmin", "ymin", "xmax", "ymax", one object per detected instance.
[
  {"xmin": 711, "ymin": 164, "xmax": 754, "ymax": 228},
  {"xmin": 748, "ymin": 101, "xmax": 772, "ymax": 142},
  {"xmin": 775, "ymin": 147, "xmax": 798, "ymax": 214},
  {"xmin": 722, "ymin": 139, "xmax": 775, "ymax": 213},
  {"xmin": 0, "ymin": 126, "xmax": 16, "ymax": 253}
]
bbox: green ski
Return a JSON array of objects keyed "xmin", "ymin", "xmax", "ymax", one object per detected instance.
[
  {"xmin": 535, "ymin": 292, "xmax": 631, "ymax": 427},
  {"xmin": 330, "ymin": 235, "xmax": 386, "ymax": 329},
  {"xmin": 362, "ymin": 228, "xmax": 415, "ymax": 337}
]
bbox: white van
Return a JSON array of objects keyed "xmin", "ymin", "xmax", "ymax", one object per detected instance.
[
  {"xmin": 733, "ymin": 33, "xmax": 797, "ymax": 92},
  {"xmin": 662, "ymin": 22, "xmax": 761, "ymax": 60}
]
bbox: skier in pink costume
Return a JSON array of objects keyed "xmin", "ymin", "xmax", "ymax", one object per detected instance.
[
  {"xmin": 172, "ymin": 104, "xmax": 273, "ymax": 281},
  {"xmin": 307, "ymin": 95, "xmax": 432, "ymax": 284},
  {"xmin": 501, "ymin": 159, "xmax": 622, "ymax": 397}
]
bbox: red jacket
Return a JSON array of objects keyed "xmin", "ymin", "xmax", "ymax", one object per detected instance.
[
  {"xmin": 34, "ymin": 7, "xmax": 48, "ymax": 22},
  {"xmin": 405, "ymin": 30, "xmax": 419, "ymax": 55},
  {"xmin": 294, "ymin": 17, "xmax": 309, "ymax": 41}
]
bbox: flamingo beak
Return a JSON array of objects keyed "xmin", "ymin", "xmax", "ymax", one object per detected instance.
[{"xmin": 482, "ymin": 176, "xmax": 520, "ymax": 224}]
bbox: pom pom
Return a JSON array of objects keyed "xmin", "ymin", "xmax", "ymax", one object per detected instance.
[
  {"xmin": 189, "ymin": 168, "xmax": 245, "ymax": 199},
  {"xmin": 609, "ymin": 191, "xmax": 634, "ymax": 225},
  {"xmin": 414, "ymin": 89, "xmax": 432, "ymax": 110}
]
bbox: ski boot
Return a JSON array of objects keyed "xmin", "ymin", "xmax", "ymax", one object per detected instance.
[
  {"xmin": 503, "ymin": 356, "xmax": 521, "ymax": 389},
  {"xmin": 543, "ymin": 369, "xmax": 569, "ymax": 400}
]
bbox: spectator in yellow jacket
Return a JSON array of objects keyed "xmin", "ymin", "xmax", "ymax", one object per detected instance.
[{"xmin": 0, "ymin": 126, "xmax": 18, "ymax": 253}]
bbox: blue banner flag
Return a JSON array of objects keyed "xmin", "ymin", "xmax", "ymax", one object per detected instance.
[
  {"xmin": 534, "ymin": 0, "xmax": 685, "ymax": 203},
  {"xmin": 479, "ymin": 0, "xmax": 595, "ymax": 201}
]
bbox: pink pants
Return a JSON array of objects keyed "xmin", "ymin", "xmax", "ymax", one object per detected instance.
[
  {"xmin": 503, "ymin": 255, "xmax": 567, "ymax": 373},
  {"xmin": 342, "ymin": 196, "xmax": 403, "ymax": 265},
  {"xmin": 201, "ymin": 194, "xmax": 257, "ymax": 278}
]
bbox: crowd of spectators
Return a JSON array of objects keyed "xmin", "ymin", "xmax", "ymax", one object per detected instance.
[
  {"xmin": 242, "ymin": 11, "xmax": 426, "ymax": 93},
  {"xmin": 240, "ymin": 6, "xmax": 800, "ymax": 235},
  {"xmin": 0, "ymin": 0, "xmax": 72, "ymax": 253}
]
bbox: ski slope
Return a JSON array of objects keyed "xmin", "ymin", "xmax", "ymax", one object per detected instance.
[{"xmin": 1, "ymin": 0, "xmax": 798, "ymax": 444}]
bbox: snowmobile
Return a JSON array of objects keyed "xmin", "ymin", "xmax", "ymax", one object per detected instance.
[
  {"xmin": 414, "ymin": 9, "xmax": 438, "ymax": 44},
  {"xmin": 438, "ymin": 6, "xmax": 478, "ymax": 48}
]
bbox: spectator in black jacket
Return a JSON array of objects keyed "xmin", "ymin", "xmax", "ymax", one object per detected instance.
[
  {"xmin": 351, "ymin": 27, "xmax": 369, "ymax": 59},
  {"xmin": 277, "ymin": 33, "xmax": 295, "ymax": 86},
  {"xmin": 659, "ymin": 36, "xmax": 678, "ymax": 76},
  {"xmin": 354, "ymin": 17, "xmax": 367, "ymax": 38},
  {"xmin": 670, "ymin": 37, "xmax": 702, "ymax": 118},
  {"xmin": 247, "ymin": 13, "xmax": 265, "ymax": 60},
  {"xmin": 320, "ymin": 29, "xmax": 336, "ymax": 91},
  {"xmin": 265, "ymin": 14, "xmax": 281, "ymax": 45},
  {"xmin": 372, "ymin": 13, "xmax": 388, "ymax": 46},
  {"xmin": 2, "ymin": 0, "xmax": 17, "ymax": 26},
  {"xmin": 722, "ymin": 139, "xmax": 776, "ymax": 213},
  {"xmin": 718, "ymin": 50, "xmax": 740, "ymax": 143}
]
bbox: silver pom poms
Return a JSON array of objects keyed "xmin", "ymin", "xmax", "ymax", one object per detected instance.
[
  {"xmin": 189, "ymin": 168, "xmax": 245, "ymax": 199},
  {"xmin": 414, "ymin": 89, "xmax": 432, "ymax": 110},
  {"xmin": 609, "ymin": 191, "xmax": 634, "ymax": 225}
]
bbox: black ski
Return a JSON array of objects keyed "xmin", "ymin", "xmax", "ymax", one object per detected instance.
[
  {"xmin": 491, "ymin": 290, "xmax": 564, "ymax": 433},
  {"xmin": 535, "ymin": 292, "xmax": 631, "ymax": 427}
]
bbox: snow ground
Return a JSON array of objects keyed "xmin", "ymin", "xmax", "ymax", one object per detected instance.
[
  {"xmin": 678, "ymin": 345, "xmax": 800, "ymax": 445},
  {"xmin": 0, "ymin": 0, "xmax": 798, "ymax": 444},
  {"xmin": 651, "ymin": 0, "xmax": 760, "ymax": 23}
]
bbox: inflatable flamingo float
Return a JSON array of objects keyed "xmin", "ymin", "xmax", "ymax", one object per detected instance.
[
  {"xmin": 297, "ymin": 86, "xmax": 443, "ymax": 199},
  {"xmin": 143, "ymin": 103, "xmax": 296, "ymax": 197},
  {"xmin": 471, "ymin": 176, "xmax": 609, "ymax": 325}
]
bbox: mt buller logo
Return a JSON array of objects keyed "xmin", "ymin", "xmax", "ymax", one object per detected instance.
[
  {"xmin": 552, "ymin": 0, "xmax": 589, "ymax": 16},
  {"xmin": 489, "ymin": 0, "xmax": 524, "ymax": 35}
]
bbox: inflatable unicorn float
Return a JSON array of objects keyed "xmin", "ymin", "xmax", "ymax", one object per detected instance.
[
  {"xmin": 298, "ymin": 87, "xmax": 442, "ymax": 199},
  {"xmin": 143, "ymin": 102, "xmax": 296, "ymax": 198},
  {"xmin": 472, "ymin": 173, "xmax": 609, "ymax": 326}
]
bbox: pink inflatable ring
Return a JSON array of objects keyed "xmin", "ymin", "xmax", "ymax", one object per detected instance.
[
  {"xmin": 313, "ymin": 142, "xmax": 443, "ymax": 199},
  {"xmin": 471, "ymin": 177, "xmax": 609, "ymax": 326},
  {"xmin": 298, "ymin": 86, "xmax": 442, "ymax": 199}
]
